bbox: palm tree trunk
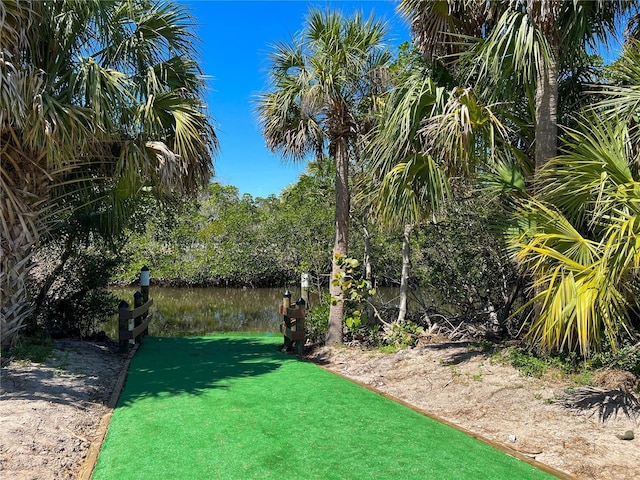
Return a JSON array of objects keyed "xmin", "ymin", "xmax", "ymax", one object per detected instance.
[
  {"xmin": 1, "ymin": 214, "xmax": 37, "ymax": 348},
  {"xmin": 397, "ymin": 223, "xmax": 413, "ymax": 324},
  {"xmin": 534, "ymin": 54, "xmax": 558, "ymax": 171},
  {"xmin": 327, "ymin": 139, "xmax": 350, "ymax": 345},
  {"xmin": 533, "ymin": 4, "xmax": 560, "ymax": 173}
]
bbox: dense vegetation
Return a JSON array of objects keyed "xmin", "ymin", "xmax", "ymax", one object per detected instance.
[
  {"xmin": 3, "ymin": 1, "xmax": 640, "ymax": 372},
  {"xmin": 1, "ymin": 0, "xmax": 217, "ymax": 347}
]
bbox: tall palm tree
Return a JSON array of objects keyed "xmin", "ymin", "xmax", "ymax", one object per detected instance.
[
  {"xmin": 0, "ymin": 0, "xmax": 218, "ymax": 347},
  {"xmin": 256, "ymin": 9, "xmax": 391, "ymax": 345},
  {"xmin": 396, "ymin": 1, "xmax": 639, "ymax": 355},
  {"xmin": 361, "ymin": 68, "xmax": 448, "ymax": 324},
  {"xmin": 399, "ymin": 0, "xmax": 634, "ymax": 173}
]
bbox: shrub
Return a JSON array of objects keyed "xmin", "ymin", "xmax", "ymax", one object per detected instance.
[
  {"xmin": 589, "ymin": 342, "xmax": 640, "ymax": 376},
  {"xmin": 30, "ymin": 243, "xmax": 121, "ymax": 339},
  {"xmin": 306, "ymin": 297, "xmax": 329, "ymax": 345}
]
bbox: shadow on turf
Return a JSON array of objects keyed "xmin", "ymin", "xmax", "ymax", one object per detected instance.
[{"xmin": 116, "ymin": 336, "xmax": 290, "ymax": 407}]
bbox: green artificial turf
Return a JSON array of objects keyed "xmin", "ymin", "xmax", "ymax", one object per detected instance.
[{"xmin": 93, "ymin": 336, "xmax": 558, "ymax": 480}]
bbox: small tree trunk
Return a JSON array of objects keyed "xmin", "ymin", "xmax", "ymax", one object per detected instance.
[
  {"xmin": 327, "ymin": 139, "xmax": 350, "ymax": 345},
  {"xmin": 397, "ymin": 223, "xmax": 413, "ymax": 324},
  {"xmin": 362, "ymin": 223, "xmax": 375, "ymax": 325},
  {"xmin": 363, "ymin": 224, "xmax": 373, "ymax": 285},
  {"xmin": 32, "ymin": 236, "xmax": 75, "ymax": 324}
]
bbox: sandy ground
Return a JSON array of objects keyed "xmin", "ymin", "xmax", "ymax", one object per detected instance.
[
  {"xmin": 0, "ymin": 338, "xmax": 639, "ymax": 479},
  {"xmin": 0, "ymin": 340, "xmax": 126, "ymax": 480}
]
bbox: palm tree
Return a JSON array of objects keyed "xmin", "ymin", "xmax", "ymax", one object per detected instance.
[
  {"xmin": 512, "ymin": 115, "xmax": 640, "ymax": 355},
  {"xmin": 0, "ymin": 0, "xmax": 218, "ymax": 347},
  {"xmin": 399, "ymin": 0, "xmax": 635, "ymax": 173},
  {"xmin": 256, "ymin": 9, "xmax": 391, "ymax": 345},
  {"xmin": 395, "ymin": 1, "xmax": 640, "ymax": 355},
  {"xmin": 510, "ymin": 39, "xmax": 640, "ymax": 356},
  {"xmin": 362, "ymin": 45, "xmax": 513, "ymax": 322},
  {"xmin": 361, "ymin": 68, "xmax": 448, "ymax": 324}
]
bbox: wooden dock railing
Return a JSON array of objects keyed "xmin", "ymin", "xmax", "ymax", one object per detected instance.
[
  {"xmin": 279, "ymin": 289, "xmax": 306, "ymax": 355},
  {"xmin": 118, "ymin": 266, "xmax": 153, "ymax": 353}
]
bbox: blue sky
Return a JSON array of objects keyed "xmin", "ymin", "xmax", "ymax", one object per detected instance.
[{"xmin": 184, "ymin": 0, "xmax": 410, "ymax": 198}]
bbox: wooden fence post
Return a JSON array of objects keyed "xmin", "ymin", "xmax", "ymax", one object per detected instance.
[
  {"xmin": 278, "ymin": 292, "xmax": 306, "ymax": 355},
  {"xmin": 301, "ymin": 273, "xmax": 310, "ymax": 308},
  {"xmin": 140, "ymin": 266, "xmax": 150, "ymax": 336},
  {"xmin": 117, "ymin": 267, "xmax": 154, "ymax": 353},
  {"xmin": 294, "ymin": 297, "xmax": 306, "ymax": 355},
  {"xmin": 133, "ymin": 291, "xmax": 143, "ymax": 343},
  {"xmin": 118, "ymin": 300, "xmax": 130, "ymax": 353},
  {"xmin": 282, "ymin": 290, "xmax": 292, "ymax": 350}
]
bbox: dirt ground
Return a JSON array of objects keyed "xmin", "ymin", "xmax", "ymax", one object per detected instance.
[
  {"xmin": 1, "ymin": 339, "xmax": 639, "ymax": 480},
  {"xmin": 0, "ymin": 340, "xmax": 126, "ymax": 480}
]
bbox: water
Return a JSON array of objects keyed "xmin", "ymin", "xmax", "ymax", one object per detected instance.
[
  {"xmin": 106, "ymin": 286, "xmax": 400, "ymax": 338},
  {"xmin": 106, "ymin": 287, "xmax": 318, "ymax": 338}
]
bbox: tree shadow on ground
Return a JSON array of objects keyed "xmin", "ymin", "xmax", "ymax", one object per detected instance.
[
  {"xmin": 0, "ymin": 339, "xmax": 124, "ymax": 408},
  {"xmin": 557, "ymin": 386, "xmax": 640, "ymax": 421},
  {"xmin": 309, "ymin": 341, "xmax": 490, "ymax": 367},
  {"xmin": 419, "ymin": 341, "xmax": 493, "ymax": 365},
  {"xmin": 116, "ymin": 336, "xmax": 289, "ymax": 407}
]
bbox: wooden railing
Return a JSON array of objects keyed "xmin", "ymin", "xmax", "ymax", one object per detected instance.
[
  {"xmin": 118, "ymin": 266, "xmax": 153, "ymax": 353},
  {"xmin": 279, "ymin": 290, "xmax": 306, "ymax": 355}
]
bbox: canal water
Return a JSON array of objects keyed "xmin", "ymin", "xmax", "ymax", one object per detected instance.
[{"xmin": 106, "ymin": 286, "xmax": 398, "ymax": 338}]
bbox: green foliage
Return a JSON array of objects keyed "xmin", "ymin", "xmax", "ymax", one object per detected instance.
[
  {"xmin": 7, "ymin": 335, "xmax": 54, "ymax": 364},
  {"xmin": 413, "ymin": 184, "xmax": 521, "ymax": 324},
  {"xmin": 508, "ymin": 348, "xmax": 550, "ymax": 378},
  {"xmin": 589, "ymin": 343, "xmax": 640, "ymax": 376},
  {"xmin": 508, "ymin": 347, "xmax": 593, "ymax": 382},
  {"xmin": 384, "ymin": 321, "xmax": 424, "ymax": 349},
  {"xmin": 31, "ymin": 242, "xmax": 121, "ymax": 338},
  {"xmin": 331, "ymin": 254, "xmax": 375, "ymax": 335},
  {"xmin": 306, "ymin": 298, "xmax": 330, "ymax": 345},
  {"xmin": 115, "ymin": 165, "xmax": 334, "ymax": 288},
  {"xmin": 512, "ymin": 116, "xmax": 640, "ymax": 356}
]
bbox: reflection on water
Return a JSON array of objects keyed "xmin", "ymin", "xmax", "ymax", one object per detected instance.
[
  {"xmin": 105, "ymin": 286, "xmax": 398, "ymax": 338},
  {"xmin": 106, "ymin": 287, "xmax": 314, "ymax": 338}
]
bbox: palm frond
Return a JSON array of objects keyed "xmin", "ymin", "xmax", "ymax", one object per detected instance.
[
  {"xmin": 1, "ymin": 0, "xmax": 217, "ymax": 345},
  {"xmin": 512, "ymin": 122, "xmax": 640, "ymax": 355},
  {"xmin": 539, "ymin": 114, "xmax": 634, "ymax": 230},
  {"xmin": 422, "ymin": 86, "xmax": 510, "ymax": 174},
  {"xmin": 376, "ymin": 154, "xmax": 448, "ymax": 226}
]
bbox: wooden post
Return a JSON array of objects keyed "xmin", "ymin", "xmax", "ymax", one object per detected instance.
[
  {"xmin": 133, "ymin": 291, "xmax": 143, "ymax": 343},
  {"xmin": 278, "ymin": 294, "xmax": 306, "ymax": 355},
  {"xmin": 128, "ymin": 300, "xmax": 135, "ymax": 346},
  {"xmin": 283, "ymin": 289, "xmax": 291, "ymax": 309},
  {"xmin": 118, "ymin": 300, "xmax": 130, "ymax": 353},
  {"xmin": 140, "ymin": 266, "xmax": 150, "ymax": 335},
  {"xmin": 301, "ymin": 273, "xmax": 310, "ymax": 309},
  {"xmin": 140, "ymin": 266, "xmax": 150, "ymax": 302},
  {"xmin": 295, "ymin": 297, "xmax": 306, "ymax": 355},
  {"xmin": 282, "ymin": 290, "xmax": 292, "ymax": 350}
]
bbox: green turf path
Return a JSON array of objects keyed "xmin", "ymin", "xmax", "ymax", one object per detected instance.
[{"xmin": 93, "ymin": 336, "xmax": 558, "ymax": 480}]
